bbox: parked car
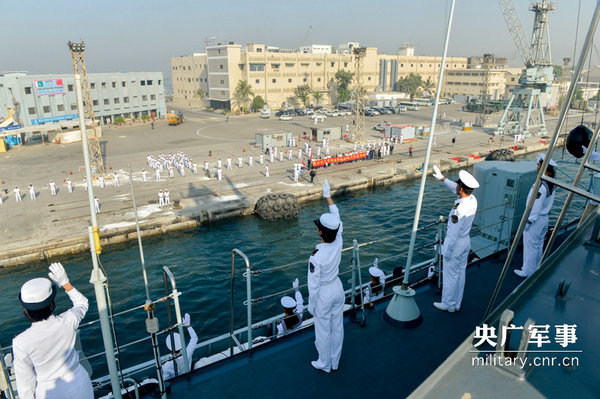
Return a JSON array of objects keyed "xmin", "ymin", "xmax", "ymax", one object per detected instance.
[
  {"xmin": 397, "ymin": 106, "xmax": 407, "ymax": 112},
  {"xmin": 280, "ymin": 114, "xmax": 293, "ymax": 121},
  {"xmin": 383, "ymin": 107, "xmax": 395, "ymax": 114},
  {"xmin": 305, "ymin": 108, "xmax": 314, "ymax": 115},
  {"xmin": 373, "ymin": 122, "xmax": 387, "ymax": 131},
  {"xmin": 365, "ymin": 109, "xmax": 377, "ymax": 116}
]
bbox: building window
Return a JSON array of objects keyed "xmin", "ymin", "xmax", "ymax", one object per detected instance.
[
  {"xmin": 429, "ymin": 64, "xmax": 432, "ymax": 67},
  {"xmin": 316, "ymin": 62, "xmax": 322, "ymax": 66},
  {"xmin": 90, "ymin": 83, "xmax": 96, "ymax": 89},
  {"xmin": 303, "ymin": 78, "xmax": 307, "ymax": 82},
  {"xmin": 71, "ymin": 104, "xmax": 77, "ymax": 110},
  {"xmin": 24, "ymin": 87, "xmax": 32, "ymax": 94},
  {"xmin": 272, "ymin": 79, "xmax": 276, "ymax": 83},
  {"xmin": 57, "ymin": 104, "xmax": 64, "ymax": 111},
  {"xmin": 220, "ymin": 80, "xmax": 224, "ymax": 84},
  {"xmin": 147, "ymin": 80, "xmax": 153, "ymax": 85},
  {"xmin": 220, "ymin": 64, "xmax": 224, "ymax": 70},
  {"xmin": 257, "ymin": 48, "xmax": 262, "ymax": 52},
  {"xmin": 43, "ymin": 106, "xmax": 51, "ymax": 113},
  {"xmin": 92, "ymin": 100, "xmax": 99, "ymax": 106},
  {"xmin": 102, "ymin": 82, "xmax": 107, "ymax": 88},
  {"xmin": 123, "ymin": 97, "xmax": 129, "ymax": 103},
  {"xmin": 400, "ymin": 64, "xmax": 404, "ymax": 67},
  {"xmin": 288, "ymin": 78, "xmax": 292, "ymax": 83},
  {"xmin": 410, "ymin": 64, "xmax": 414, "ymax": 67},
  {"xmin": 317, "ymin": 78, "xmax": 321, "ymax": 82},
  {"xmin": 142, "ymin": 95, "xmax": 148, "ymax": 101},
  {"xmin": 250, "ymin": 63, "xmax": 265, "ymax": 71},
  {"xmin": 114, "ymin": 98, "xmax": 120, "ymax": 104},
  {"xmin": 28, "ymin": 107, "xmax": 36, "ymax": 115},
  {"xmin": 158, "ymin": 80, "xmax": 162, "ymax": 85},
  {"xmin": 131, "ymin": 80, "xmax": 136, "ymax": 85},
  {"xmin": 122, "ymin": 81, "xmax": 126, "ymax": 87},
  {"xmin": 67, "ymin": 84, "xmax": 74, "ymax": 92},
  {"xmin": 368, "ymin": 77, "xmax": 371, "ymax": 80},
  {"xmin": 285, "ymin": 62, "xmax": 295, "ymax": 67},
  {"xmin": 221, "ymin": 90, "xmax": 225, "ymax": 95},
  {"xmin": 301, "ymin": 63, "xmax": 309, "ymax": 67},
  {"xmin": 255, "ymin": 79, "xmax": 260, "ymax": 84},
  {"xmin": 141, "ymin": 80, "xmax": 146, "ymax": 86},
  {"xmin": 111, "ymin": 82, "xmax": 116, "ymax": 88},
  {"xmin": 420, "ymin": 64, "xmax": 423, "ymax": 67},
  {"xmin": 188, "ymin": 78, "xmax": 191, "ymax": 83},
  {"xmin": 331, "ymin": 62, "xmax": 335, "ymax": 67},
  {"xmin": 344, "ymin": 62, "xmax": 348, "ymax": 67},
  {"xmin": 104, "ymin": 99, "xmax": 109, "ymax": 105},
  {"xmin": 188, "ymin": 66, "xmax": 191, "ymax": 70},
  {"xmin": 151, "ymin": 94, "xmax": 156, "ymax": 100}
]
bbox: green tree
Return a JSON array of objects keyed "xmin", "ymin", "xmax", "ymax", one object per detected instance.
[
  {"xmin": 394, "ymin": 73, "xmax": 423, "ymax": 99},
  {"xmin": 552, "ymin": 65, "xmax": 563, "ymax": 79},
  {"xmin": 252, "ymin": 95, "xmax": 265, "ymax": 111},
  {"xmin": 194, "ymin": 88, "xmax": 206, "ymax": 108},
  {"xmin": 312, "ymin": 91, "xmax": 324, "ymax": 106},
  {"xmin": 232, "ymin": 80, "xmax": 254, "ymax": 111},
  {"xmin": 335, "ymin": 70, "xmax": 354, "ymax": 103},
  {"xmin": 294, "ymin": 84, "xmax": 311, "ymax": 107}
]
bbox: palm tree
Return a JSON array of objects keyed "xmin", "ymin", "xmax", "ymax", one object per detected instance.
[
  {"xmin": 233, "ymin": 80, "xmax": 254, "ymax": 111},
  {"xmin": 421, "ymin": 78, "xmax": 435, "ymax": 96},
  {"xmin": 312, "ymin": 91, "xmax": 324, "ymax": 107}
]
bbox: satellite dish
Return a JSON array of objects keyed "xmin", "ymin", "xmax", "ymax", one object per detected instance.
[{"xmin": 566, "ymin": 125, "xmax": 592, "ymax": 158}]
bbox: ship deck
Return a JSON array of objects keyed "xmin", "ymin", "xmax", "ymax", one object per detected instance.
[{"xmin": 150, "ymin": 249, "xmax": 531, "ymax": 398}]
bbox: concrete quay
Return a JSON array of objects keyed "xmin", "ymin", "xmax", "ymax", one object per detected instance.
[{"xmin": 0, "ymin": 104, "xmax": 574, "ymax": 268}]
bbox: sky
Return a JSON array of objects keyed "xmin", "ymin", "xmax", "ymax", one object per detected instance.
[{"xmin": 3, "ymin": 0, "xmax": 600, "ymax": 85}]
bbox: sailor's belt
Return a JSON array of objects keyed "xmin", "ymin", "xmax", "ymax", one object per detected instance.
[{"xmin": 320, "ymin": 276, "xmax": 339, "ymax": 286}]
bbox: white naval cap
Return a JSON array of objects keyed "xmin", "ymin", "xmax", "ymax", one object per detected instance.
[
  {"xmin": 536, "ymin": 153, "xmax": 558, "ymax": 167},
  {"xmin": 314, "ymin": 212, "xmax": 340, "ymax": 231},
  {"xmin": 369, "ymin": 266, "xmax": 385, "ymax": 279},
  {"xmin": 280, "ymin": 296, "xmax": 296, "ymax": 309},
  {"xmin": 166, "ymin": 332, "xmax": 183, "ymax": 352},
  {"xmin": 19, "ymin": 278, "xmax": 57, "ymax": 310},
  {"xmin": 458, "ymin": 170, "xmax": 480, "ymax": 189}
]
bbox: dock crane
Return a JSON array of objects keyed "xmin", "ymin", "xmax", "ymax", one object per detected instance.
[{"xmin": 496, "ymin": 0, "xmax": 555, "ymax": 137}]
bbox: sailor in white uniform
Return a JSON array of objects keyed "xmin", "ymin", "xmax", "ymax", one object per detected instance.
[
  {"xmin": 12, "ymin": 262, "xmax": 93, "ymax": 399},
  {"xmin": 364, "ymin": 258, "xmax": 385, "ymax": 304},
  {"xmin": 308, "ymin": 180, "xmax": 345, "ymax": 373},
  {"xmin": 49, "ymin": 180, "xmax": 56, "ymax": 196},
  {"xmin": 66, "ymin": 179, "xmax": 73, "ymax": 193},
  {"xmin": 277, "ymin": 278, "xmax": 304, "ymax": 337},
  {"xmin": 432, "ymin": 166, "xmax": 479, "ymax": 312},
  {"xmin": 162, "ymin": 313, "xmax": 198, "ymax": 381},
  {"xmin": 515, "ymin": 154, "xmax": 557, "ymax": 278},
  {"xmin": 142, "ymin": 169, "xmax": 148, "ymax": 182}
]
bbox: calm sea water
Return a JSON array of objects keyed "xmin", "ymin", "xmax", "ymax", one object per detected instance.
[{"xmin": 0, "ymin": 153, "xmax": 588, "ymax": 377}]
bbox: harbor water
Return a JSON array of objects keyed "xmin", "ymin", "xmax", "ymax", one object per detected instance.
[{"xmin": 0, "ymin": 153, "xmax": 588, "ymax": 378}]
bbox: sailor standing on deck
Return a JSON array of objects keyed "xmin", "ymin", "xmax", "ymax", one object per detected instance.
[
  {"xmin": 364, "ymin": 258, "xmax": 386, "ymax": 304},
  {"xmin": 12, "ymin": 262, "xmax": 94, "ymax": 399},
  {"xmin": 277, "ymin": 278, "xmax": 304, "ymax": 337},
  {"xmin": 515, "ymin": 154, "xmax": 557, "ymax": 278},
  {"xmin": 162, "ymin": 313, "xmax": 198, "ymax": 381},
  {"xmin": 308, "ymin": 180, "xmax": 345, "ymax": 373},
  {"xmin": 49, "ymin": 180, "xmax": 57, "ymax": 196},
  {"xmin": 432, "ymin": 165, "xmax": 479, "ymax": 312}
]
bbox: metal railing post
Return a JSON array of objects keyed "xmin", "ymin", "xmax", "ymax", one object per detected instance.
[
  {"xmin": 436, "ymin": 216, "xmax": 444, "ymax": 289},
  {"xmin": 230, "ymin": 249, "xmax": 251, "ymax": 356},
  {"xmin": 351, "ymin": 242, "xmax": 357, "ymax": 309},
  {"xmin": 163, "ymin": 267, "xmax": 190, "ymax": 375}
]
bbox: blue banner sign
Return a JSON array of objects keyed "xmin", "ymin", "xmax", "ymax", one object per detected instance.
[
  {"xmin": 35, "ymin": 79, "xmax": 66, "ymax": 96},
  {"xmin": 31, "ymin": 114, "xmax": 78, "ymax": 125},
  {"xmin": 0, "ymin": 125, "xmax": 22, "ymax": 132}
]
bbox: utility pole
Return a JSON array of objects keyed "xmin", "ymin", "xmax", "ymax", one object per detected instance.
[
  {"xmin": 67, "ymin": 41, "xmax": 105, "ymax": 175},
  {"xmin": 352, "ymin": 47, "xmax": 367, "ymax": 142}
]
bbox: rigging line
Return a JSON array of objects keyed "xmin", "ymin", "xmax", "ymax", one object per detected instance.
[
  {"xmin": 564, "ymin": 0, "xmax": 583, "ymax": 158},
  {"xmin": 582, "ymin": 36, "xmax": 594, "ymax": 125}
]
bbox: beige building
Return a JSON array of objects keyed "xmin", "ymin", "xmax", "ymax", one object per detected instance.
[{"xmin": 171, "ymin": 43, "xmax": 519, "ymax": 110}]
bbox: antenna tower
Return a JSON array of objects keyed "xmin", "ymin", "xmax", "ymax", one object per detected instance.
[
  {"xmin": 67, "ymin": 41, "xmax": 105, "ymax": 175},
  {"xmin": 352, "ymin": 47, "xmax": 367, "ymax": 142},
  {"xmin": 477, "ymin": 54, "xmax": 494, "ymax": 127}
]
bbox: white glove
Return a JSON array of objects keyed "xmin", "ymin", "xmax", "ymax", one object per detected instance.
[
  {"xmin": 432, "ymin": 165, "xmax": 444, "ymax": 180},
  {"xmin": 322, "ymin": 179, "xmax": 331, "ymax": 198},
  {"xmin": 48, "ymin": 262, "xmax": 69, "ymax": 286},
  {"xmin": 582, "ymin": 145, "xmax": 588, "ymax": 155},
  {"xmin": 292, "ymin": 278, "xmax": 299, "ymax": 290},
  {"xmin": 183, "ymin": 313, "xmax": 191, "ymax": 327}
]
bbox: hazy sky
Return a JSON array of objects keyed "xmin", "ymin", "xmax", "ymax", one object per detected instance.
[{"xmin": 3, "ymin": 0, "xmax": 599, "ymax": 82}]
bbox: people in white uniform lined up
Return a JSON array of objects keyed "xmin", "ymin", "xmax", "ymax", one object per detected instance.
[
  {"xmin": 432, "ymin": 165, "xmax": 479, "ymax": 313},
  {"xmin": 308, "ymin": 179, "xmax": 345, "ymax": 373},
  {"xmin": 12, "ymin": 262, "xmax": 94, "ymax": 399},
  {"xmin": 277, "ymin": 278, "xmax": 304, "ymax": 337},
  {"xmin": 162, "ymin": 313, "xmax": 198, "ymax": 381},
  {"xmin": 515, "ymin": 153, "xmax": 557, "ymax": 278}
]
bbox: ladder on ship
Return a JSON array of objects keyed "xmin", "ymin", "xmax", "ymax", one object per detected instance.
[{"xmin": 485, "ymin": 4, "xmax": 600, "ymax": 317}]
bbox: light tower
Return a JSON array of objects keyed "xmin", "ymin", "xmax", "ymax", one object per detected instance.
[
  {"xmin": 67, "ymin": 41, "xmax": 105, "ymax": 175},
  {"xmin": 352, "ymin": 46, "xmax": 367, "ymax": 142},
  {"xmin": 496, "ymin": 0, "xmax": 556, "ymax": 137},
  {"xmin": 477, "ymin": 54, "xmax": 495, "ymax": 127}
]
